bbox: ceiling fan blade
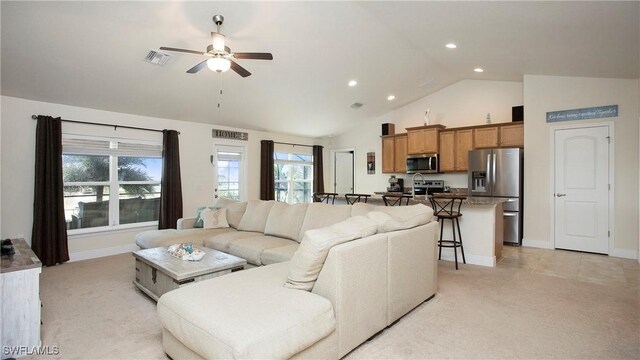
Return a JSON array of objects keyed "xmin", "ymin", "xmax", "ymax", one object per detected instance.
[
  {"xmin": 160, "ymin": 47, "xmax": 206, "ymax": 56},
  {"xmin": 230, "ymin": 60, "xmax": 251, "ymax": 77},
  {"xmin": 186, "ymin": 60, "xmax": 208, "ymax": 74},
  {"xmin": 233, "ymin": 52, "xmax": 273, "ymax": 60}
]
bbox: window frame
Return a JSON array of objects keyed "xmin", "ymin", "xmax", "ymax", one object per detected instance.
[
  {"xmin": 274, "ymin": 151, "xmax": 314, "ymax": 204},
  {"xmin": 62, "ymin": 134, "xmax": 163, "ymax": 235}
]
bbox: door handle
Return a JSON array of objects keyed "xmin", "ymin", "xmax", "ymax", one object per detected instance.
[{"xmin": 555, "ymin": 193, "xmax": 566, "ymax": 197}]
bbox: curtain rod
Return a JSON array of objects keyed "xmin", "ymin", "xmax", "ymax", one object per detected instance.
[
  {"xmin": 273, "ymin": 141, "xmax": 316, "ymax": 148},
  {"xmin": 31, "ymin": 115, "xmax": 180, "ymax": 135}
]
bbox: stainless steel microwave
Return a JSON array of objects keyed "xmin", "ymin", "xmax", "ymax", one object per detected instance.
[{"xmin": 406, "ymin": 154, "xmax": 439, "ymax": 174}]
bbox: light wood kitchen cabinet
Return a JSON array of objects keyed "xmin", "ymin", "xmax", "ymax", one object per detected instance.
[
  {"xmin": 394, "ymin": 134, "xmax": 408, "ymax": 173},
  {"xmin": 382, "ymin": 136, "xmax": 395, "ymax": 173},
  {"xmin": 439, "ymin": 131, "xmax": 455, "ymax": 172},
  {"xmin": 455, "ymin": 129, "xmax": 474, "ymax": 171},
  {"xmin": 406, "ymin": 125, "xmax": 445, "ymax": 154},
  {"xmin": 499, "ymin": 123, "xmax": 524, "ymax": 147},
  {"xmin": 439, "ymin": 129, "xmax": 474, "ymax": 172},
  {"xmin": 474, "ymin": 126, "xmax": 499, "ymax": 148},
  {"xmin": 381, "ymin": 134, "xmax": 408, "ymax": 173}
]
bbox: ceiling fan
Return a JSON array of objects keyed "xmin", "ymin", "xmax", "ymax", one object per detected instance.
[{"xmin": 160, "ymin": 15, "xmax": 273, "ymax": 78}]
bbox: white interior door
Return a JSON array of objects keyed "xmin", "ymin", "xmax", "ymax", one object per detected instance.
[
  {"xmin": 554, "ymin": 126, "xmax": 609, "ymax": 254},
  {"xmin": 334, "ymin": 151, "xmax": 354, "ymax": 194}
]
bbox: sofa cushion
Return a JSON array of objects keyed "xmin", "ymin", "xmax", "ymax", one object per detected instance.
[
  {"xmin": 285, "ymin": 216, "xmax": 378, "ymax": 291},
  {"xmin": 350, "ymin": 203, "xmax": 376, "ymax": 217},
  {"xmin": 261, "ymin": 244, "xmax": 299, "ymax": 265},
  {"xmin": 135, "ymin": 228, "xmax": 235, "ymax": 249},
  {"xmin": 157, "ymin": 262, "xmax": 336, "ymax": 359},
  {"xmin": 298, "ymin": 203, "xmax": 352, "ymax": 240},
  {"xmin": 367, "ymin": 204, "xmax": 433, "ymax": 233},
  {"xmin": 264, "ymin": 202, "xmax": 308, "ymax": 242},
  {"xmin": 203, "ymin": 231, "xmax": 260, "ymax": 252},
  {"xmin": 213, "ymin": 198, "xmax": 247, "ymax": 229},
  {"xmin": 238, "ymin": 200, "xmax": 275, "ymax": 233},
  {"xmin": 227, "ymin": 235, "xmax": 295, "ymax": 266}
]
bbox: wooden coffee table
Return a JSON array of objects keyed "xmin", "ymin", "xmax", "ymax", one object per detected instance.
[{"xmin": 133, "ymin": 246, "xmax": 246, "ymax": 301}]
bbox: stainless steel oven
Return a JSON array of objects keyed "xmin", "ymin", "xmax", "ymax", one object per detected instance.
[{"xmin": 406, "ymin": 154, "xmax": 439, "ymax": 174}]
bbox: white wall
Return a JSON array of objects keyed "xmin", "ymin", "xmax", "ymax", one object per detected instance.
[
  {"xmin": 0, "ymin": 96, "xmax": 326, "ymax": 258},
  {"xmin": 328, "ymin": 80, "xmax": 524, "ymax": 193},
  {"xmin": 523, "ymin": 75, "xmax": 639, "ymax": 258}
]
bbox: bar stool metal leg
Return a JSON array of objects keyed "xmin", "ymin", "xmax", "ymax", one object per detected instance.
[
  {"xmin": 438, "ymin": 219, "xmax": 444, "ymax": 260},
  {"xmin": 456, "ymin": 217, "xmax": 466, "ymax": 264},
  {"xmin": 451, "ymin": 218, "xmax": 459, "ymax": 270}
]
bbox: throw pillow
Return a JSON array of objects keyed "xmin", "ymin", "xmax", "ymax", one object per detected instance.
[
  {"xmin": 201, "ymin": 208, "xmax": 229, "ymax": 229},
  {"xmin": 284, "ymin": 215, "xmax": 378, "ymax": 291},
  {"xmin": 193, "ymin": 206, "xmax": 219, "ymax": 228}
]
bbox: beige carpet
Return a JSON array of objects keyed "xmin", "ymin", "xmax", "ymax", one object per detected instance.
[{"xmin": 32, "ymin": 253, "xmax": 639, "ymax": 359}]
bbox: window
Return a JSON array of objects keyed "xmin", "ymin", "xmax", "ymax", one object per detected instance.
[
  {"xmin": 274, "ymin": 150, "xmax": 313, "ymax": 204},
  {"xmin": 215, "ymin": 146, "xmax": 245, "ymax": 201},
  {"xmin": 62, "ymin": 136, "xmax": 162, "ymax": 232}
]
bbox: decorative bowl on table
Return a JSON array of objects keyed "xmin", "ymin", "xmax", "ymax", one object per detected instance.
[{"xmin": 167, "ymin": 243, "xmax": 205, "ymax": 261}]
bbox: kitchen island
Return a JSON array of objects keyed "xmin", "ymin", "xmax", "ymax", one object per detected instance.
[{"xmin": 336, "ymin": 193, "xmax": 504, "ymax": 267}]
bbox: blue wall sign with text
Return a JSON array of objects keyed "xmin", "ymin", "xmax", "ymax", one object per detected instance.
[{"xmin": 546, "ymin": 105, "xmax": 618, "ymax": 123}]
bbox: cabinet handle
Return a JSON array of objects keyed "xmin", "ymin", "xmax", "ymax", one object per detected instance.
[{"xmin": 555, "ymin": 193, "xmax": 566, "ymax": 197}]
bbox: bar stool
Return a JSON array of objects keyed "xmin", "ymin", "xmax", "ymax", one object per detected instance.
[
  {"xmin": 313, "ymin": 192, "xmax": 338, "ymax": 204},
  {"xmin": 382, "ymin": 194, "xmax": 411, "ymax": 206},
  {"xmin": 429, "ymin": 195, "xmax": 466, "ymax": 270},
  {"xmin": 344, "ymin": 193, "xmax": 371, "ymax": 204}
]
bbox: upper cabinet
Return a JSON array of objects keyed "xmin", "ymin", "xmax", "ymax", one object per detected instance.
[
  {"xmin": 473, "ymin": 126, "xmax": 499, "ymax": 148},
  {"xmin": 499, "ymin": 123, "xmax": 524, "ymax": 147},
  {"xmin": 381, "ymin": 134, "xmax": 408, "ymax": 173},
  {"xmin": 406, "ymin": 125, "xmax": 445, "ymax": 154},
  {"xmin": 473, "ymin": 123, "xmax": 524, "ymax": 149},
  {"xmin": 440, "ymin": 129, "xmax": 474, "ymax": 172}
]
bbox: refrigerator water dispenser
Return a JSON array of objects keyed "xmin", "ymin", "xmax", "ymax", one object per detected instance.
[{"xmin": 471, "ymin": 171, "xmax": 487, "ymax": 192}]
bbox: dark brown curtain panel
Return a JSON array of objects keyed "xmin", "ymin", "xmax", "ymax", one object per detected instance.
[
  {"xmin": 313, "ymin": 145, "xmax": 325, "ymax": 193},
  {"xmin": 31, "ymin": 116, "xmax": 69, "ymax": 266},
  {"xmin": 260, "ymin": 140, "xmax": 275, "ymax": 200},
  {"xmin": 158, "ymin": 130, "xmax": 183, "ymax": 229}
]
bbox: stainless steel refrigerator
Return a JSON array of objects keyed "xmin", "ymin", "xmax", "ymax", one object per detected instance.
[{"xmin": 468, "ymin": 148, "xmax": 523, "ymax": 245}]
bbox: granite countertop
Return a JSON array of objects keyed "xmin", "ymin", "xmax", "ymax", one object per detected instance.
[{"xmin": 369, "ymin": 193, "xmax": 505, "ymax": 206}]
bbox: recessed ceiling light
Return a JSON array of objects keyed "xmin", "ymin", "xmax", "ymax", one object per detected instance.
[
  {"xmin": 445, "ymin": 43, "xmax": 457, "ymax": 49},
  {"xmin": 348, "ymin": 80, "xmax": 358, "ymax": 87},
  {"xmin": 387, "ymin": 95, "xmax": 396, "ymax": 101},
  {"xmin": 474, "ymin": 68, "xmax": 484, "ymax": 73}
]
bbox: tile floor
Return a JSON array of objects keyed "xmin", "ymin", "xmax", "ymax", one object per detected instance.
[{"xmin": 498, "ymin": 246, "xmax": 639, "ymax": 290}]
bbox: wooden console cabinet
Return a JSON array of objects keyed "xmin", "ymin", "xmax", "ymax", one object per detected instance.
[{"xmin": 1, "ymin": 239, "xmax": 42, "ymax": 357}]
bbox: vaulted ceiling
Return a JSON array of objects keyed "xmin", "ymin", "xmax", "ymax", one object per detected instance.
[{"xmin": 2, "ymin": 1, "xmax": 638, "ymax": 138}]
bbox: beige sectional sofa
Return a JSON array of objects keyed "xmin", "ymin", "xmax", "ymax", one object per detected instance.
[{"xmin": 135, "ymin": 198, "xmax": 439, "ymax": 359}]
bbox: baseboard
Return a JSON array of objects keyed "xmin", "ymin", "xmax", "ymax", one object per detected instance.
[
  {"xmin": 439, "ymin": 249, "xmax": 496, "ymax": 267},
  {"xmin": 522, "ymin": 238, "xmax": 553, "ymax": 249},
  {"xmin": 69, "ymin": 243, "xmax": 138, "ymax": 262},
  {"xmin": 609, "ymin": 248, "xmax": 638, "ymax": 260}
]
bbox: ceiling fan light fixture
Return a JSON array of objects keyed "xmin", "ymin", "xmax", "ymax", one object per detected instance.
[
  {"xmin": 211, "ymin": 32, "xmax": 226, "ymax": 52},
  {"xmin": 207, "ymin": 57, "xmax": 231, "ymax": 72}
]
